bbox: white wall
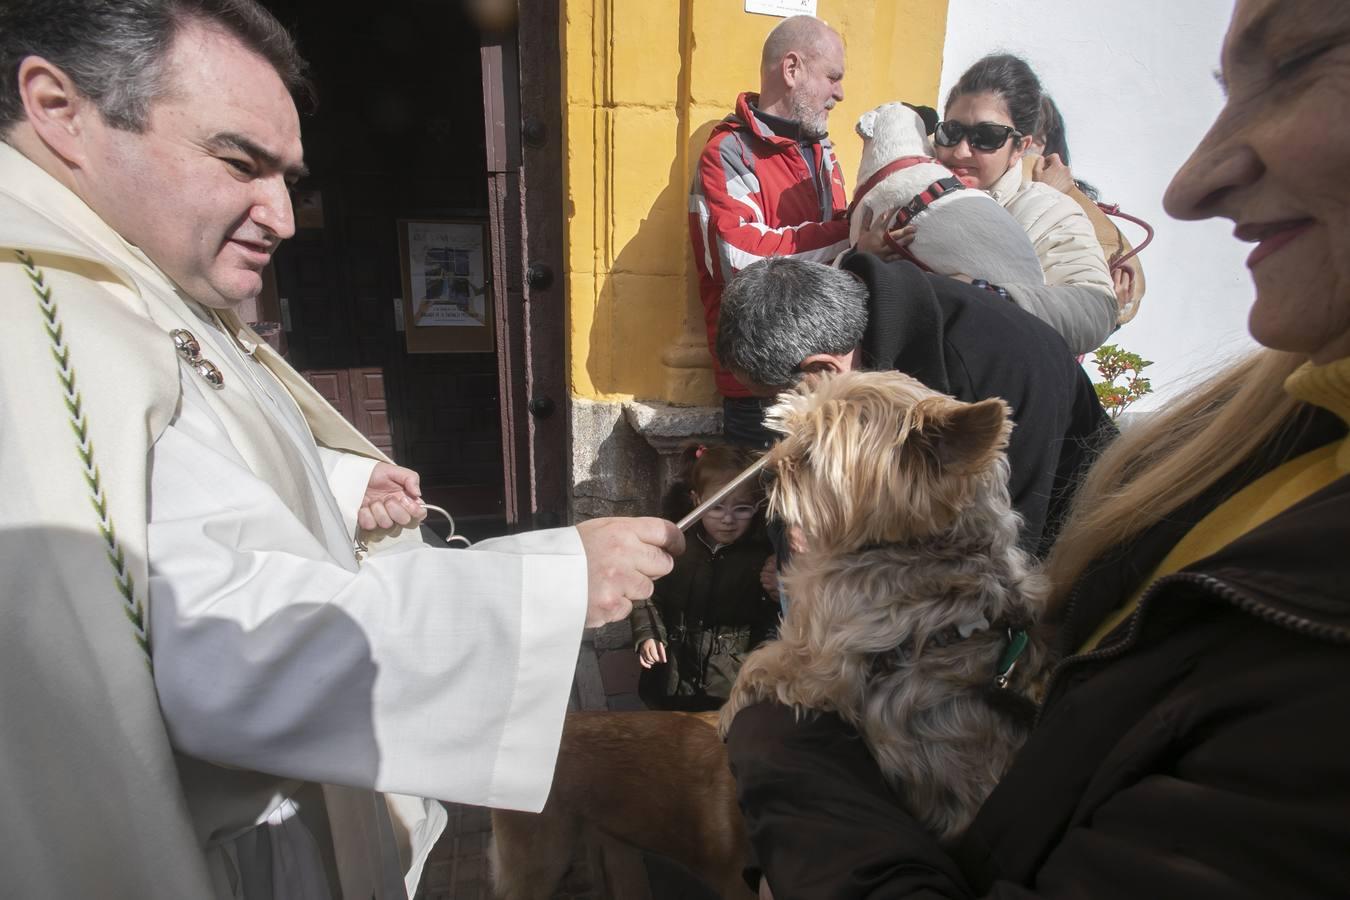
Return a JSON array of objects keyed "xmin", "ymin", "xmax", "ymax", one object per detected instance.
[{"xmin": 938, "ymin": 0, "xmax": 1251, "ymax": 409}]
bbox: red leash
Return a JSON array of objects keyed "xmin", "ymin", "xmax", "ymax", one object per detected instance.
[
  {"xmin": 1096, "ymin": 202, "xmax": 1155, "ymax": 270},
  {"xmin": 884, "ymin": 230, "xmax": 931, "ymax": 271},
  {"xmin": 846, "ymin": 156, "xmax": 936, "ymax": 220},
  {"xmin": 849, "ymin": 157, "xmax": 960, "ymax": 276}
]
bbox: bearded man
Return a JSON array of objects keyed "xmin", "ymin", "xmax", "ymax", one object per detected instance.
[{"xmin": 689, "ymin": 14, "xmax": 851, "ymax": 448}]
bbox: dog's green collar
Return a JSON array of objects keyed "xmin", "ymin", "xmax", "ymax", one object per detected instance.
[{"xmin": 995, "ymin": 628, "xmax": 1029, "ymax": 689}]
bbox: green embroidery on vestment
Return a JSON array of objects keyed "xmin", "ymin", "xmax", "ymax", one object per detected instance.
[{"xmin": 19, "ymin": 250, "xmax": 151, "ymax": 666}]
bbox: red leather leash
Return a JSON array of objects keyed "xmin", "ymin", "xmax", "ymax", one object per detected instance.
[
  {"xmin": 1096, "ymin": 202, "xmax": 1155, "ymax": 270},
  {"xmin": 846, "ymin": 155, "xmax": 937, "ymax": 219}
]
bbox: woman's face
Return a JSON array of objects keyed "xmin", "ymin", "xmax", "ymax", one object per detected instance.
[
  {"xmin": 935, "ymin": 91, "xmax": 1030, "ymax": 190},
  {"xmin": 695, "ymin": 483, "xmax": 758, "ymax": 545},
  {"xmin": 1164, "ymin": 0, "xmax": 1350, "ymax": 364}
]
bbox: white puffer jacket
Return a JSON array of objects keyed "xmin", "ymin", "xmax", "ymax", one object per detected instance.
[{"xmin": 988, "ymin": 163, "xmax": 1117, "ymax": 354}]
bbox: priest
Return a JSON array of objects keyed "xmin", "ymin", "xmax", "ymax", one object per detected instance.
[{"xmin": 0, "ymin": 2, "xmax": 683, "ymax": 898}]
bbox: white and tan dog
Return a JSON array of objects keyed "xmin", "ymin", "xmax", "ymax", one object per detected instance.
[{"xmin": 849, "ymin": 101, "xmax": 1045, "ymax": 286}]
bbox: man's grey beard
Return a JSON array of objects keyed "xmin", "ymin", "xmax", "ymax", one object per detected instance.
[{"xmin": 790, "ymin": 98, "xmax": 830, "ymax": 141}]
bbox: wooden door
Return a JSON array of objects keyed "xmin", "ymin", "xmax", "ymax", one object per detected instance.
[
  {"xmin": 301, "ymin": 367, "xmax": 394, "ymax": 459},
  {"xmin": 264, "ymin": 0, "xmax": 509, "ymax": 537},
  {"xmin": 482, "ymin": 0, "xmax": 570, "ymax": 530}
]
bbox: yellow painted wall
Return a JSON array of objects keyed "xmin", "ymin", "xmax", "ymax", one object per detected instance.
[{"xmin": 563, "ymin": 0, "xmax": 951, "ymax": 403}]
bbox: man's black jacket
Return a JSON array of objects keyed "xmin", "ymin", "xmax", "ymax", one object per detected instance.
[{"xmin": 844, "ymin": 252, "xmax": 1112, "ymax": 554}]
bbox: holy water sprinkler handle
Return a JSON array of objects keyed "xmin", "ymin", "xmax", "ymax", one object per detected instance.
[
  {"xmin": 675, "ymin": 455, "xmax": 770, "ymax": 532},
  {"xmin": 421, "ymin": 503, "xmax": 472, "ymax": 547}
]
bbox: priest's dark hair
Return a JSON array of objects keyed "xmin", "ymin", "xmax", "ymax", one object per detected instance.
[{"xmin": 0, "ymin": 0, "xmax": 313, "ymax": 134}]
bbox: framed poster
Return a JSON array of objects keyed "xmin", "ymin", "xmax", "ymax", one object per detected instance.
[{"xmin": 397, "ymin": 218, "xmax": 494, "ymax": 353}]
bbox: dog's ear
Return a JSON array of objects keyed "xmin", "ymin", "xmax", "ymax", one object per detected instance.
[
  {"xmin": 915, "ymin": 396, "xmax": 1011, "ymax": 475},
  {"xmin": 856, "ymin": 107, "xmax": 879, "ymax": 140},
  {"xmin": 902, "ymin": 102, "xmax": 939, "ymax": 135}
]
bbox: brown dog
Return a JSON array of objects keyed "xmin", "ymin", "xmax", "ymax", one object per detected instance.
[{"xmin": 489, "ymin": 710, "xmax": 754, "ymax": 900}]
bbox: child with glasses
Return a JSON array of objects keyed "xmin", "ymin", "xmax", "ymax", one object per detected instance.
[{"xmin": 629, "ymin": 444, "xmax": 779, "ymax": 712}]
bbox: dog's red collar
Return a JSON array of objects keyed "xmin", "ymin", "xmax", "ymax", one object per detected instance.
[
  {"xmin": 846, "ymin": 155, "xmax": 936, "ymax": 219},
  {"xmin": 848, "ymin": 159, "xmax": 967, "ymax": 275},
  {"xmin": 890, "ymin": 175, "xmax": 966, "ymax": 228},
  {"xmin": 873, "ymin": 174, "xmax": 968, "ymax": 272}
]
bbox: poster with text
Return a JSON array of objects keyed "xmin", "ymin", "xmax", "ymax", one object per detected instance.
[{"xmin": 398, "ymin": 219, "xmax": 495, "ymax": 353}]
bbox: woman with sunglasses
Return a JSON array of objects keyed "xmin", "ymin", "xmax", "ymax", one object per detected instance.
[
  {"xmin": 930, "ymin": 54, "xmax": 1118, "ymax": 356},
  {"xmin": 726, "ymin": 0, "xmax": 1350, "ymax": 895}
]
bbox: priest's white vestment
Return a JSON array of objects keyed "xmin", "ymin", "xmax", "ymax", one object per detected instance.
[{"xmin": 0, "ymin": 141, "xmax": 588, "ymax": 899}]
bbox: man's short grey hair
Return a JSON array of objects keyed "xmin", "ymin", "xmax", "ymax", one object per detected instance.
[
  {"xmin": 0, "ymin": 0, "xmax": 312, "ymax": 134},
  {"xmin": 716, "ymin": 257, "xmax": 868, "ymax": 389}
]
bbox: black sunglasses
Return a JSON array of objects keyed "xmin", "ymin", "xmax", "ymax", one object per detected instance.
[{"xmin": 933, "ymin": 120, "xmax": 1022, "ymax": 152}]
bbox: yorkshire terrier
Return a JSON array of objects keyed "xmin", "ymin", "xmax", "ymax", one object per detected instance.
[{"xmin": 720, "ymin": 369, "xmax": 1047, "ymax": 842}]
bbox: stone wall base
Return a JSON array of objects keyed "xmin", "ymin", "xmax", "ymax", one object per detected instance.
[{"xmin": 568, "ymin": 398, "xmax": 724, "ymax": 709}]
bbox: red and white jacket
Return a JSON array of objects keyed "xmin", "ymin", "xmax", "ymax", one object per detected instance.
[{"xmin": 689, "ymin": 92, "xmax": 850, "ymax": 397}]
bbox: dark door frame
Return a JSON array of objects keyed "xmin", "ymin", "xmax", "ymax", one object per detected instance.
[{"xmin": 480, "ymin": 1, "xmax": 568, "ymax": 531}]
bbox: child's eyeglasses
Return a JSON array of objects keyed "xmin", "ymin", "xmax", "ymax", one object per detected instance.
[
  {"xmin": 933, "ymin": 120, "xmax": 1022, "ymax": 153},
  {"xmin": 704, "ymin": 503, "xmax": 760, "ymax": 520}
]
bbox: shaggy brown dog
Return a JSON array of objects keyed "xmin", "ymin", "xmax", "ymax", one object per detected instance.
[
  {"xmin": 720, "ymin": 370, "xmax": 1047, "ymax": 843},
  {"xmin": 489, "ymin": 710, "xmax": 754, "ymax": 900}
]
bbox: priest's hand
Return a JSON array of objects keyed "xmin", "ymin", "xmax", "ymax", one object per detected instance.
[
  {"xmin": 576, "ymin": 518, "xmax": 685, "ymax": 627},
  {"xmin": 358, "ymin": 462, "xmax": 429, "ymax": 532}
]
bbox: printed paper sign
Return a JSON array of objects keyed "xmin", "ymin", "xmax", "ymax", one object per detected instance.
[{"xmin": 745, "ymin": 0, "xmax": 817, "ymax": 18}]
